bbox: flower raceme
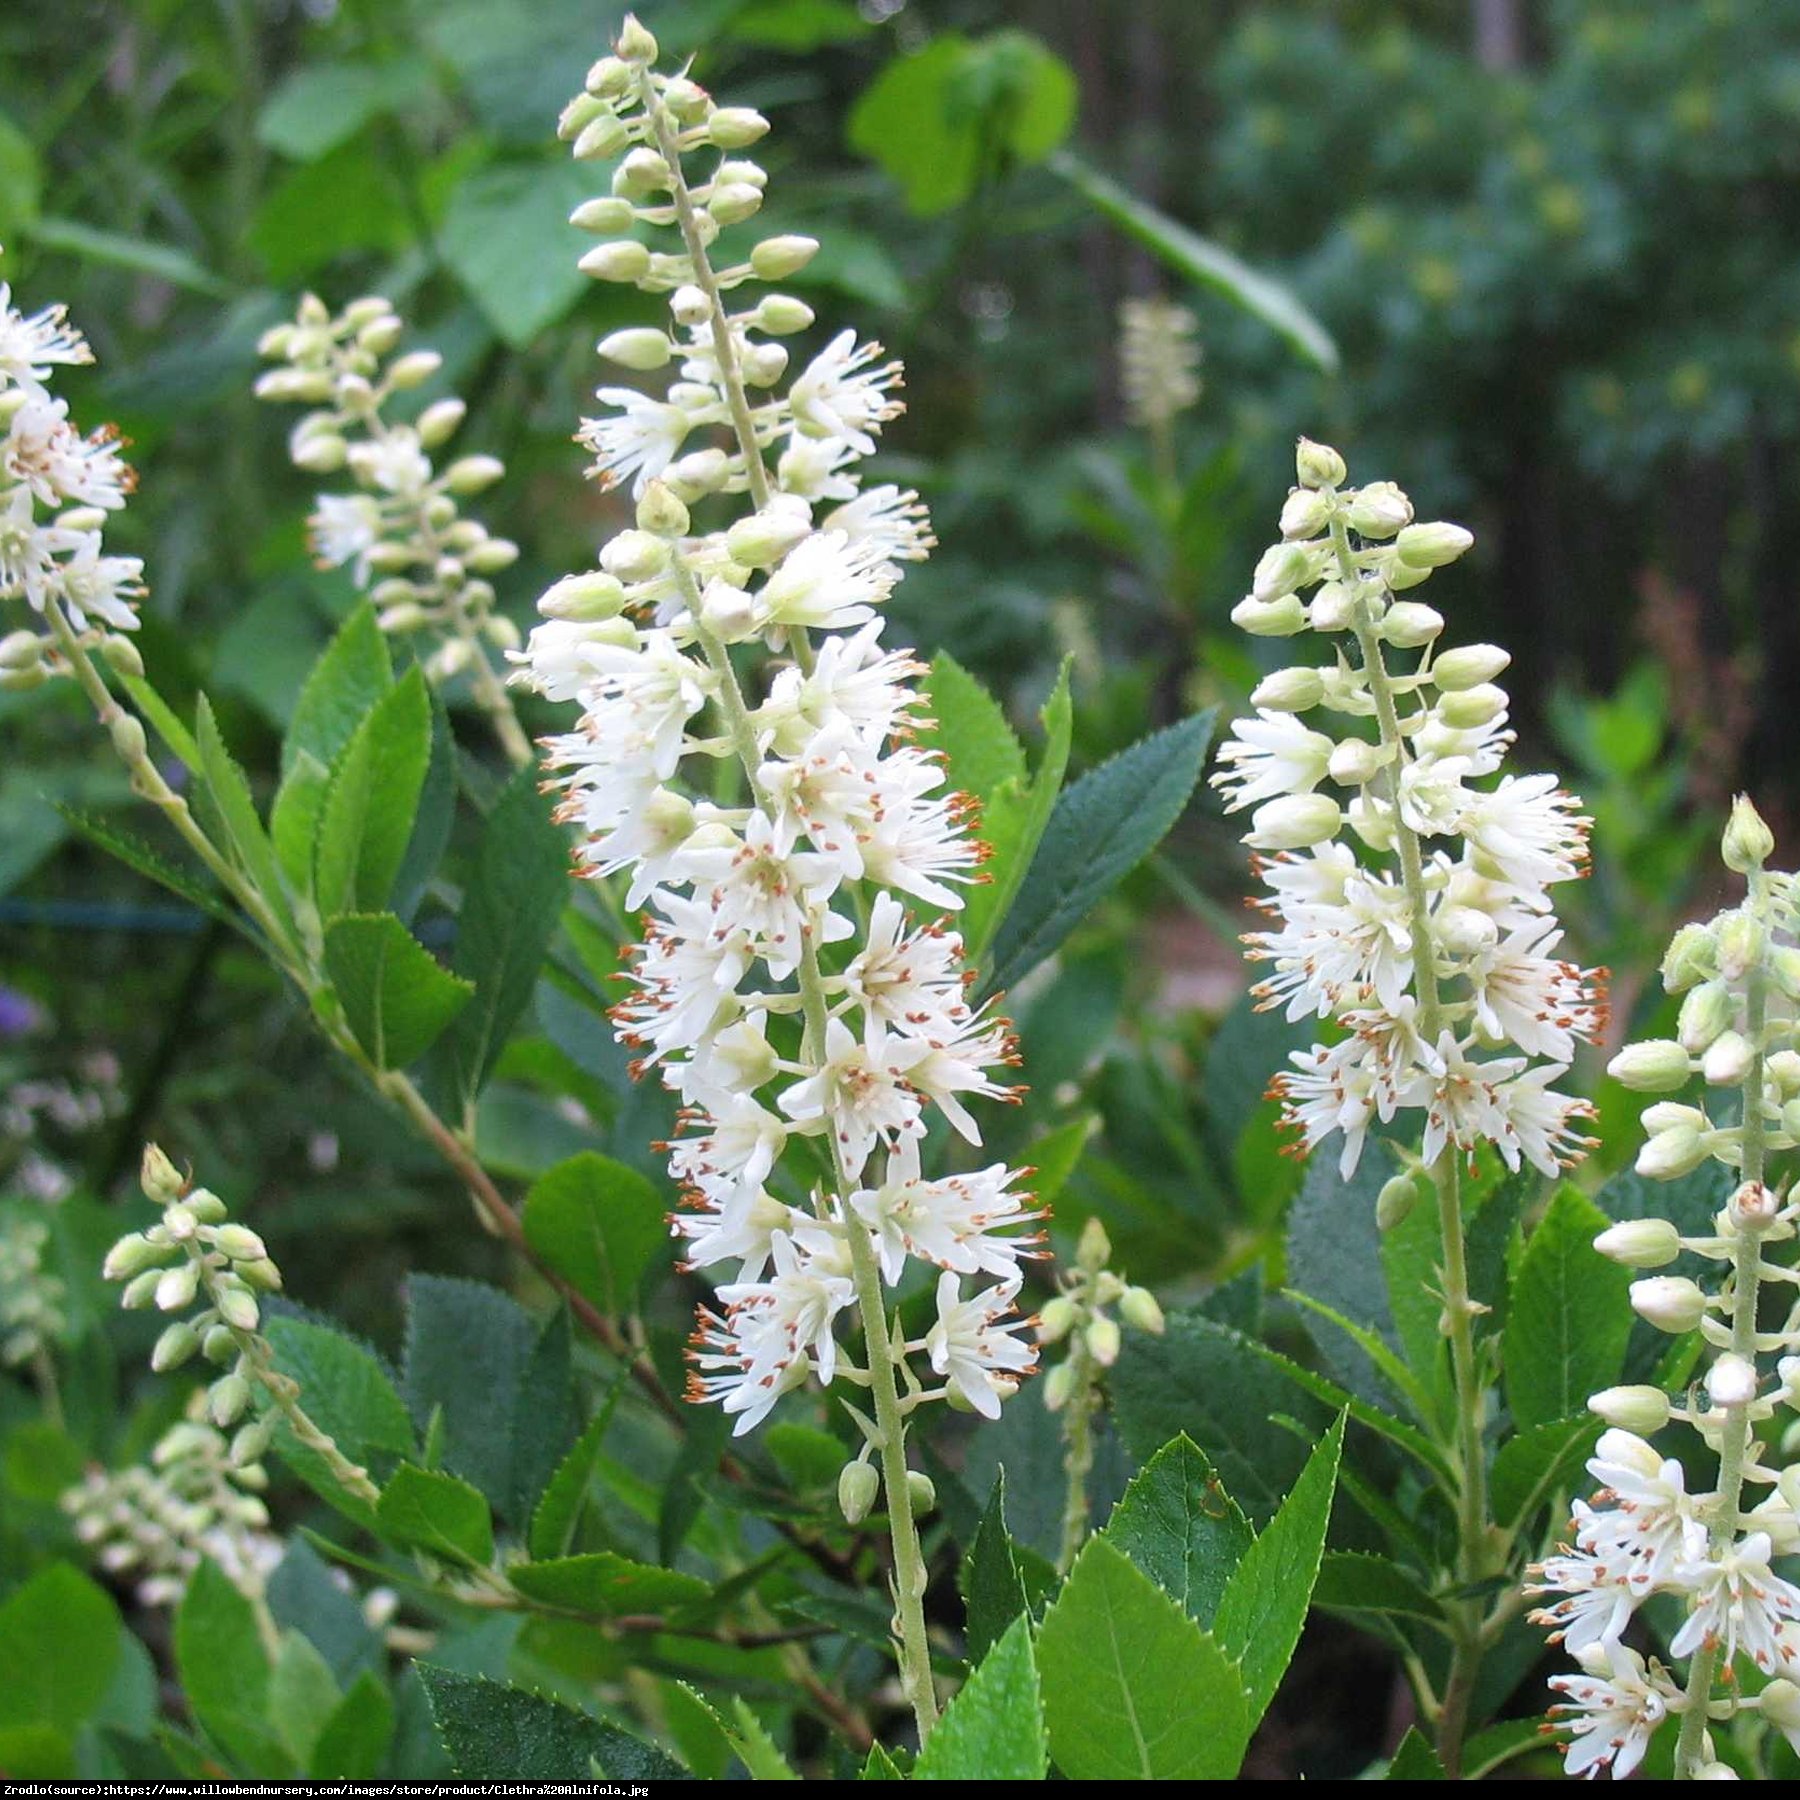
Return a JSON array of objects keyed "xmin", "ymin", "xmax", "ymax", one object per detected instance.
[
  {"xmin": 515, "ymin": 20, "xmax": 1040, "ymax": 1452},
  {"xmin": 0, "ymin": 273, "xmax": 144, "ymax": 689},
  {"xmin": 1214, "ymin": 441, "xmax": 1602, "ymax": 1183}
]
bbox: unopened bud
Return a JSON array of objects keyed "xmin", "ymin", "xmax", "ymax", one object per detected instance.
[
  {"xmin": 109, "ymin": 712, "xmax": 147, "ymax": 764},
  {"xmin": 1608, "ymin": 1040, "xmax": 1692, "ymax": 1092},
  {"xmin": 102, "ymin": 1233, "xmax": 164, "ymax": 1281},
  {"xmin": 1043, "ymin": 1360, "xmax": 1077, "ymax": 1413},
  {"xmin": 1702, "ymin": 1030, "xmax": 1753, "ymax": 1088},
  {"xmin": 152, "ymin": 1320, "xmax": 200, "ymax": 1372},
  {"xmin": 1037, "ymin": 1295, "xmax": 1078, "ymax": 1343},
  {"xmin": 209, "ymin": 1374, "xmax": 251, "ymax": 1427},
  {"xmin": 1085, "ymin": 1315, "xmax": 1122, "ymax": 1368},
  {"xmin": 1252, "ymin": 541, "xmax": 1315, "ymax": 603},
  {"xmin": 726, "ymin": 509, "xmax": 811, "ymax": 568},
  {"xmin": 1728, "ymin": 1180, "xmax": 1779, "ymax": 1233},
  {"xmin": 600, "ymin": 529, "xmax": 668, "ymax": 584},
  {"xmin": 837, "ymin": 1459, "xmax": 879, "ymax": 1525},
  {"xmin": 415, "ymin": 398, "xmax": 465, "ymax": 449},
  {"xmin": 230, "ymin": 1417, "xmax": 275, "ymax": 1468},
  {"xmin": 1430, "ymin": 644, "xmax": 1510, "ymax": 691},
  {"xmin": 1295, "ymin": 438, "xmax": 1346, "ymax": 489},
  {"xmin": 1376, "ymin": 1173, "xmax": 1420, "ymax": 1231},
  {"xmin": 1722, "ymin": 794, "xmax": 1775, "ymax": 874},
  {"xmin": 1119, "ymin": 1286, "xmax": 1165, "ymax": 1334},
  {"xmin": 1394, "ymin": 521, "xmax": 1474, "ymax": 570},
  {"xmin": 1279, "ymin": 488, "xmax": 1331, "ymax": 540},
  {"xmin": 1327, "ymin": 738, "xmax": 1386, "ymax": 787},
  {"xmin": 1229, "ymin": 592, "xmax": 1307, "ymax": 636},
  {"xmin": 445, "ymin": 455, "xmax": 505, "ymax": 495},
  {"xmin": 1344, "ymin": 480, "xmax": 1412, "ymax": 537},
  {"xmin": 1629, "ymin": 1275, "xmax": 1708, "ymax": 1333},
  {"xmin": 0, "ymin": 629, "xmax": 43, "ymax": 670},
  {"xmin": 755, "ymin": 295, "xmax": 816, "ymax": 336},
  {"xmin": 906, "ymin": 1471, "xmax": 936, "ymax": 1514},
  {"xmin": 1707, "ymin": 1353, "xmax": 1758, "ymax": 1409},
  {"xmin": 1250, "ymin": 665, "xmax": 1326, "ymax": 713},
  {"xmin": 1677, "ymin": 983, "xmax": 1734, "ymax": 1054},
  {"xmin": 1594, "ymin": 1218, "xmax": 1681, "ymax": 1269},
  {"xmin": 579, "ymin": 240, "xmax": 653, "ymax": 283},
  {"xmin": 539, "ymin": 572, "xmax": 627, "ymax": 622},
  {"xmin": 1717, "ymin": 910, "xmax": 1766, "ymax": 983},
  {"xmin": 1760, "ymin": 1678, "xmax": 1800, "ymax": 1737},
  {"xmin": 120, "ymin": 1269, "xmax": 163, "ymax": 1310},
  {"xmin": 751, "ymin": 235, "xmax": 819, "ymax": 280},
  {"xmin": 1246, "ymin": 793, "xmax": 1342, "ymax": 851},
  {"xmin": 598, "ymin": 328, "xmax": 672, "ymax": 372},
  {"xmin": 216, "ymin": 1285, "xmax": 261, "ymax": 1331},
  {"xmin": 1076, "ymin": 1216, "xmax": 1112, "ymax": 1274},
  {"xmin": 709, "ymin": 107, "xmax": 771, "ymax": 149},
  {"xmin": 1661, "ymin": 921, "xmax": 1718, "ymax": 993},
  {"xmin": 573, "ymin": 112, "xmax": 630, "ymax": 163},
  {"xmin": 211, "ymin": 1224, "xmax": 267, "ymax": 1264},
  {"xmin": 1587, "ymin": 1386, "xmax": 1671, "ymax": 1433},
  {"xmin": 585, "ymin": 56, "xmax": 632, "ymax": 99},
  {"xmin": 1636, "ymin": 1123, "xmax": 1709, "ymax": 1181},
  {"xmin": 615, "ymin": 15, "xmax": 658, "ymax": 63},
  {"xmin": 635, "ymin": 481, "xmax": 690, "ymax": 538},
  {"xmin": 154, "ymin": 1261, "xmax": 199, "ymax": 1312},
  {"xmin": 1379, "ymin": 601, "xmax": 1444, "ymax": 648}
]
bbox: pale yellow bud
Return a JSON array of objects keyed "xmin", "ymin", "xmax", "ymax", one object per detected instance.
[{"xmin": 1722, "ymin": 794, "xmax": 1775, "ymax": 874}]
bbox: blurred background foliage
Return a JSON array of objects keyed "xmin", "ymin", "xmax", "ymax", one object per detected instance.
[{"xmin": 2, "ymin": 0, "xmax": 1798, "ymax": 1503}]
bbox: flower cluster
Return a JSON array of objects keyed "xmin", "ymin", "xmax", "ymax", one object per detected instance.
[
  {"xmin": 518, "ymin": 19, "xmax": 1038, "ymax": 1444},
  {"xmin": 1532, "ymin": 799, "xmax": 1800, "ymax": 1779},
  {"xmin": 101, "ymin": 1145, "xmax": 285, "ymax": 1468},
  {"xmin": 0, "ymin": 1210, "xmax": 65, "ymax": 1368},
  {"xmin": 63, "ymin": 1393, "xmax": 277, "ymax": 1608},
  {"xmin": 1037, "ymin": 1215, "xmax": 1164, "ymax": 1411},
  {"xmin": 1118, "ymin": 296, "xmax": 1201, "ymax": 434},
  {"xmin": 254, "ymin": 295, "xmax": 524, "ymax": 701},
  {"xmin": 0, "ymin": 273, "xmax": 143, "ymax": 686},
  {"xmin": 1215, "ymin": 440, "xmax": 1601, "ymax": 1182}
]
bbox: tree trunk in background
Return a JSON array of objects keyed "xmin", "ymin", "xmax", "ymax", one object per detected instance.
[{"xmin": 1473, "ymin": 0, "xmax": 1524, "ymax": 71}]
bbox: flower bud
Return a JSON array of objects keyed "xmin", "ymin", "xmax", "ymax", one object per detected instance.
[
  {"xmin": 1430, "ymin": 643, "xmax": 1510, "ymax": 692},
  {"xmin": 1250, "ymin": 665, "xmax": 1325, "ymax": 713},
  {"xmin": 211, "ymin": 1224, "xmax": 267, "ymax": 1265},
  {"xmin": 102, "ymin": 1233, "xmax": 166, "ymax": 1282},
  {"xmin": 1607, "ymin": 1039, "xmax": 1691, "ymax": 1092},
  {"xmin": 109, "ymin": 712, "xmax": 148, "ymax": 764},
  {"xmin": 751, "ymin": 235, "xmax": 819, "ymax": 280},
  {"xmin": 1278, "ymin": 488, "xmax": 1331, "ymax": 540},
  {"xmin": 740, "ymin": 342, "xmax": 789, "ymax": 387},
  {"xmin": 1768, "ymin": 946, "xmax": 1800, "ymax": 1001},
  {"xmin": 1043, "ymin": 1360, "xmax": 1076, "ymax": 1413},
  {"xmin": 601, "ymin": 529, "xmax": 670, "ymax": 583},
  {"xmin": 1629, "ymin": 1275, "xmax": 1708, "ymax": 1333},
  {"xmin": 1394, "ymin": 521, "xmax": 1474, "ymax": 570},
  {"xmin": 1760, "ymin": 1678, "xmax": 1800, "ymax": 1740},
  {"xmin": 579, "ymin": 240, "xmax": 653, "ymax": 283},
  {"xmin": 1308, "ymin": 582, "xmax": 1355, "ymax": 631},
  {"xmin": 1641, "ymin": 1101, "xmax": 1707, "ymax": 1136},
  {"xmin": 1435, "ymin": 905, "xmax": 1499, "ymax": 958},
  {"xmin": 151, "ymin": 1321, "xmax": 200, "ymax": 1372},
  {"xmin": 1084, "ymin": 1315, "xmax": 1122, "ymax": 1368},
  {"xmin": 1702, "ymin": 1030, "xmax": 1753, "ymax": 1088},
  {"xmin": 1376, "ymin": 1173, "xmax": 1420, "ymax": 1231},
  {"xmin": 539, "ymin": 572, "xmax": 627, "ymax": 622},
  {"xmin": 208, "ymin": 1374, "xmax": 251, "ymax": 1428},
  {"xmin": 1716, "ymin": 910, "xmax": 1766, "ymax": 983},
  {"xmin": 1295, "ymin": 438, "xmax": 1346, "ymax": 489},
  {"xmin": 1707, "ymin": 1353, "xmax": 1759, "ymax": 1409},
  {"xmin": 838, "ymin": 1459, "xmax": 879, "ymax": 1525},
  {"xmin": 906, "ymin": 1470, "xmax": 936, "ymax": 1514},
  {"xmin": 216, "ymin": 1284, "xmax": 261, "ymax": 1331},
  {"xmin": 754, "ymin": 294, "xmax": 816, "ymax": 337},
  {"xmin": 385, "ymin": 350, "xmax": 441, "ymax": 391},
  {"xmin": 1435, "ymin": 683, "xmax": 1507, "ymax": 730},
  {"xmin": 235, "ymin": 1258, "xmax": 284, "ymax": 1293},
  {"xmin": 1076, "ymin": 1216, "xmax": 1111, "ymax": 1274},
  {"xmin": 635, "ymin": 480, "xmax": 690, "ymax": 538},
  {"xmin": 0, "ymin": 629, "xmax": 43, "ymax": 670},
  {"xmin": 1767, "ymin": 1051, "xmax": 1800, "ymax": 1096},
  {"xmin": 1722, "ymin": 794, "xmax": 1775, "ymax": 874},
  {"xmin": 573, "ymin": 112, "xmax": 630, "ymax": 163},
  {"xmin": 414, "ymin": 398, "xmax": 466, "ymax": 449},
  {"xmin": 726, "ymin": 509, "xmax": 811, "ymax": 568},
  {"xmin": 445, "ymin": 455, "xmax": 505, "ymax": 495},
  {"xmin": 202, "ymin": 1322, "xmax": 236, "ymax": 1363},
  {"xmin": 1728, "ymin": 1180, "xmax": 1779, "ymax": 1233},
  {"xmin": 1636, "ymin": 1123, "xmax": 1709, "ymax": 1181},
  {"xmin": 1378, "ymin": 601, "xmax": 1444, "ymax": 648},
  {"xmin": 1228, "ymin": 593, "xmax": 1307, "ymax": 636},
  {"xmin": 1252, "ymin": 541, "xmax": 1315, "ymax": 603},
  {"xmin": 120, "ymin": 1269, "xmax": 163, "ymax": 1310},
  {"xmin": 1246, "ymin": 793, "xmax": 1342, "ymax": 851},
  {"xmin": 585, "ymin": 56, "xmax": 632, "ymax": 99},
  {"xmin": 154, "ymin": 1261, "xmax": 199, "ymax": 1312},
  {"xmin": 615, "ymin": 15, "xmax": 658, "ymax": 64},
  {"xmin": 1594, "ymin": 1218, "xmax": 1681, "ymax": 1269},
  {"xmin": 1661, "ymin": 921, "xmax": 1718, "ymax": 993},
  {"xmin": 1587, "ymin": 1385, "xmax": 1671, "ymax": 1433},
  {"xmin": 597, "ymin": 328, "xmax": 673, "ymax": 373},
  {"xmin": 1327, "ymin": 738, "xmax": 1387, "ymax": 787},
  {"xmin": 1119, "ymin": 1286, "xmax": 1165, "ymax": 1334},
  {"xmin": 1037, "ymin": 1295, "xmax": 1078, "ymax": 1343},
  {"xmin": 708, "ymin": 107, "xmax": 771, "ymax": 148},
  {"xmin": 230, "ymin": 1418, "xmax": 275, "ymax": 1468},
  {"xmin": 1344, "ymin": 480, "xmax": 1412, "ymax": 537},
  {"xmin": 1678, "ymin": 982, "xmax": 1734, "ymax": 1053}
]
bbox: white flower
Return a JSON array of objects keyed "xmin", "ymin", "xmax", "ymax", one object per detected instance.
[
  {"xmin": 51, "ymin": 535, "xmax": 146, "ymax": 632},
  {"xmin": 1547, "ymin": 1640, "xmax": 1682, "ymax": 1781},
  {"xmin": 1212, "ymin": 710, "xmax": 1334, "ymax": 812},
  {"xmin": 753, "ymin": 530, "xmax": 891, "ymax": 637},
  {"xmin": 678, "ymin": 810, "xmax": 846, "ymax": 978},
  {"xmin": 1670, "ymin": 1531, "xmax": 1800, "ymax": 1674},
  {"xmin": 1528, "ymin": 1539, "xmax": 1640, "ymax": 1656},
  {"xmin": 0, "ymin": 285, "xmax": 92, "ymax": 390},
  {"xmin": 309, "ymin": 493, "xmax": 384, "ymax": 580},
  {"xmin": 849, "ymin": 1139, "xmax": 1041, "ymax": 1284},
  {"xmin": 1461, "ymin": 773, "xmax": 1590, "ymax": 889},
  {"xmin": 1271, "ymin": 1037, "xmax": 1394, "ymax": 1177},
  {"xmin": 925, "ymin": 1272, "xmax": 1038, "ymax": 1418},
  {"xmin": 580, "ymin": 387, "xmax": 705, "ymax": 495},
  {"xmin": 778, "ymin": 1017, "xmax": 924, "ymax": 1181},
  {"xmin": 788, "ymin": 331, "xmax": 903, "ymax": 457}
]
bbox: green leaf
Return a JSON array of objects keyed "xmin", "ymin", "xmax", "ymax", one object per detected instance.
[
  {"xmin": 376, "ymin": 1465, "xmax": 496, "ymax": 1567},
  {"xmin": 1312, "ymin": 1552, "xmax": 1446, "ymax": 1625},
  {"xmin": 849, "ymin": 31, "xmax": 1077, "ymax": 216},
  {"xmin": 1022, "ymin": 1113, "xmax": 1095, "ymax": 1206},
  {"xmin": 1214, "ymin": 1414, "xmax": 1344, "ymax": 1729},
  {"xmin": 437, "ymin": 767, "xmax": 571, "ymax": 1110},
  {"xmin": 195, "ymin": 693, "xmax": 297, "ymax": 944},
  {"xmin": 403, "ymin": 1274, "xmax": 538, "ymax": 1511},
  {"xmin": 440, "ymin": 158, "xmax": 602, "ymax": 348},
  {"xmin": 1047, "ymin": 148, "xmax": 1340, "ymax": 374},
  {"xmin": 0, "ymin": 109, "xmax": 41, "ymax": 237},
  {"xmin": 918, "ymin": 651, "xmax": 1026, "ymax": 802},
  {"xmin": 282, "ymin": 604, "xmax": 394, "ymax": 777},
  {"xmin": 1105, "ymin": 1433, "xmax": 1254, "ymax": 1628},
  {"xmin": 315, "ymin": 667, "xmax": 433, "ymax": 918},
  {"xmin": 0, "ymin": 1563, "xmax": 121, "ymax": 1736},
  {"xmin": 861, "ymin": 1742, "xmax": 906, "ymax": 1779},
  {"xmin": 26, "ymin": 216, "xmax": 233, "ymax": 298},
  {"xmin": 1503, "ymin": 1185, "xmax": 1632, "ymax": 1433},
  {"xmin": 1491, "ymin": 1414, "xmax": 1601, "ymax": 1529},
  {"xmin": 260, "ymin": 58, "xmax": 432, "ymax": 161},
  {"xmin": 983, "ymin": 708, "xmax": 1215, "ymax": 998},
  {"xmin": 671, "ymin": 1688, "xmax": 802, "ymax": 1781},
  {"xmin": 529, "ymin": 1394, "xmax": 620, "ymax": 1562},
  {"xmin": 1112, "ymin": 1310, "xmax": 1330, "ymax": 1522},
  {"xmin": 962, "ymin": 657, "xmax": 1071, "ymax": 969},
  {"xmin": 324, "ymin": 913, "xmax": 474, "ymax": 1069},
  {"xmin": 269, "ymin": 1629, "xmax": 341, "ymax": 1767},
  {"xmin": 55, "ymin": 806, "xmax": 235, "ymax": 927},
  {"xmin": 1038, "ymin": 1537, "xmax": 1250, "ymax": 1780},
  {"xmin": 508, "ymin": 1310, "xmax": 579, "ymax": 1524},
  {"xmin": 310, "ymin": 1671, "xmax": 395, "ymax": 1780},
  {"xmin": 959, "ymin": 1471, "xmax": 1034, "ymax": 1662},
  {"xmin": 176, "ymin": 1559, "xmax": 285, "ymax": 1772},
  {"xmin": 521, "ymin": 1152, "xmax": 668, "ymax": 1316},
  {"xmin": 122, "ymin": 674, "xmax": 202, "ymax": 773},
  {"xmin": 416, "ymin": 1667, "xmax": 685, "ymax": 1780},
  {"xmin": 509, "ymin": 1552, "xmax": 710, "ymax": 1619},
  {"xmin": 1387, "ymin": 1726, "xmax": 1448, "ymax": 1778},
  {"xmin": 249, "ymin": 138, "xmax": 409, "ymax": 282},
  {"xmin": 915, "ymin": 1616, "xmax": 1047, "ymax": 1781}
]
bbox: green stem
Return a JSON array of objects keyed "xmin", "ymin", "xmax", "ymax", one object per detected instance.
[
  {"xmin": 1055, "ymin": 1335, "xmax": 1098, "ymax": 1576},
  {"xmin": 1673, "ymin": 867, "xmax": 1772, "ymax": 1780},
  {"xmin": 1332, "ymin": 514, "xmax": 1489, "ymax": 1775}
]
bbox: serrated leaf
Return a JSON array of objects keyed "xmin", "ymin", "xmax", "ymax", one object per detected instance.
[
  {"xmin": 1038, "ymin": 1537, "xmax": 1249, "ymax": 1780},
  {"xmin": 726, "ymin": 1698, "xmax": 799, "ymax": 1780},
  {"xmin": 269, "ymin": 1629, "xmax": 340, "ymax": 1767},
  {"xmin": 983, "ymin": 708, "xmax": 1215, "ymax": 998},
  {"xmin": 1214, "ymin": 1414, "xmax": 1343, "ymax": 1728},
  {"xmin": 416, "ymin": 1667, "xmax": 685, "ymax": 1780},
  {"xmin": 194, "ymin": 693, "xmax": 297, "ymax": 944},
  {"xmin": 403, "ymin": 1275, "xmax": 537, "ymax": 1512},
  {"xmin": 1503, "ymin": 1185, "xmax": 1632, "ymax": 1433},
  {"xmin": 1387, "ymin": 1726, "xmax": 1448, "ymax": 1778},
  {"xmin": 521, "ymin": 1151, "xmax": 668, "ymax": 1317},
  {"xmin": 529, "ymin": 1379, "xmax": 625, "ymax": 1561},
  {"xmin": 437, "ymin": 767, "xmax": 571, "ymax": 1111},
  {"xmin": 1104, "ymin": 1433, "xmax": 1254, "ymax": 1627},
  {"xmin": 176, "ymin": 1559, "xmax": 285, "ymax": 1772},
  {"xmin": 959, "ymin": 1471, "xmax": 1033, "ymax": 1662},
  {"xmin": 1312, "ymin": 1552, "xmax": 1446, "ymax": 1624},
  {"xmin": 915, "ymin": 1615, "xmax": 1046, "ymax": 1780},
  {"xmin": 1047, "ymin": 148, "xmax": 1339, "ymax": 374},
  {"xmin": 310, "ymin": 1670, "xmax": 394, "ymax": 1780},
  {"xmin": 0, "ymin": 1563, "xmax": 121, "ymax": 1737},
  {"xmin": 324, "ymin": 913, "xmax": 473, "ymax": 1069},
  {"xmin": 918, "ymin": 651, "xmax": 1025, "ymax": 801},
  {"xmin": 56, "ymin": 806, "xmax": 236, "ymax": 927},
  {"xmin": 315, "ymin": 667, "xmax": 432, "ymax": 919},
  {"xmin": 1491, "ymin": 1414, "xmax": 1601, "ymax": 1529},
  {"xmin": 122, "ymin": 674, "xmax": 201, "ymax": 772},
  {"xmin": 376, "ymin": 1465, "xmax": 495, "ymax": 1566},
  {"xmin": 509, "ymin": 1552, "xmax": 710, "ymax": 1619},
  {"xmin": 282, "ymin": 604, "xmax": 393, "ymax": 776},
  {"xmin": 508, "ymin": 1310, "xmax": 579, "ymax": 1525}
]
